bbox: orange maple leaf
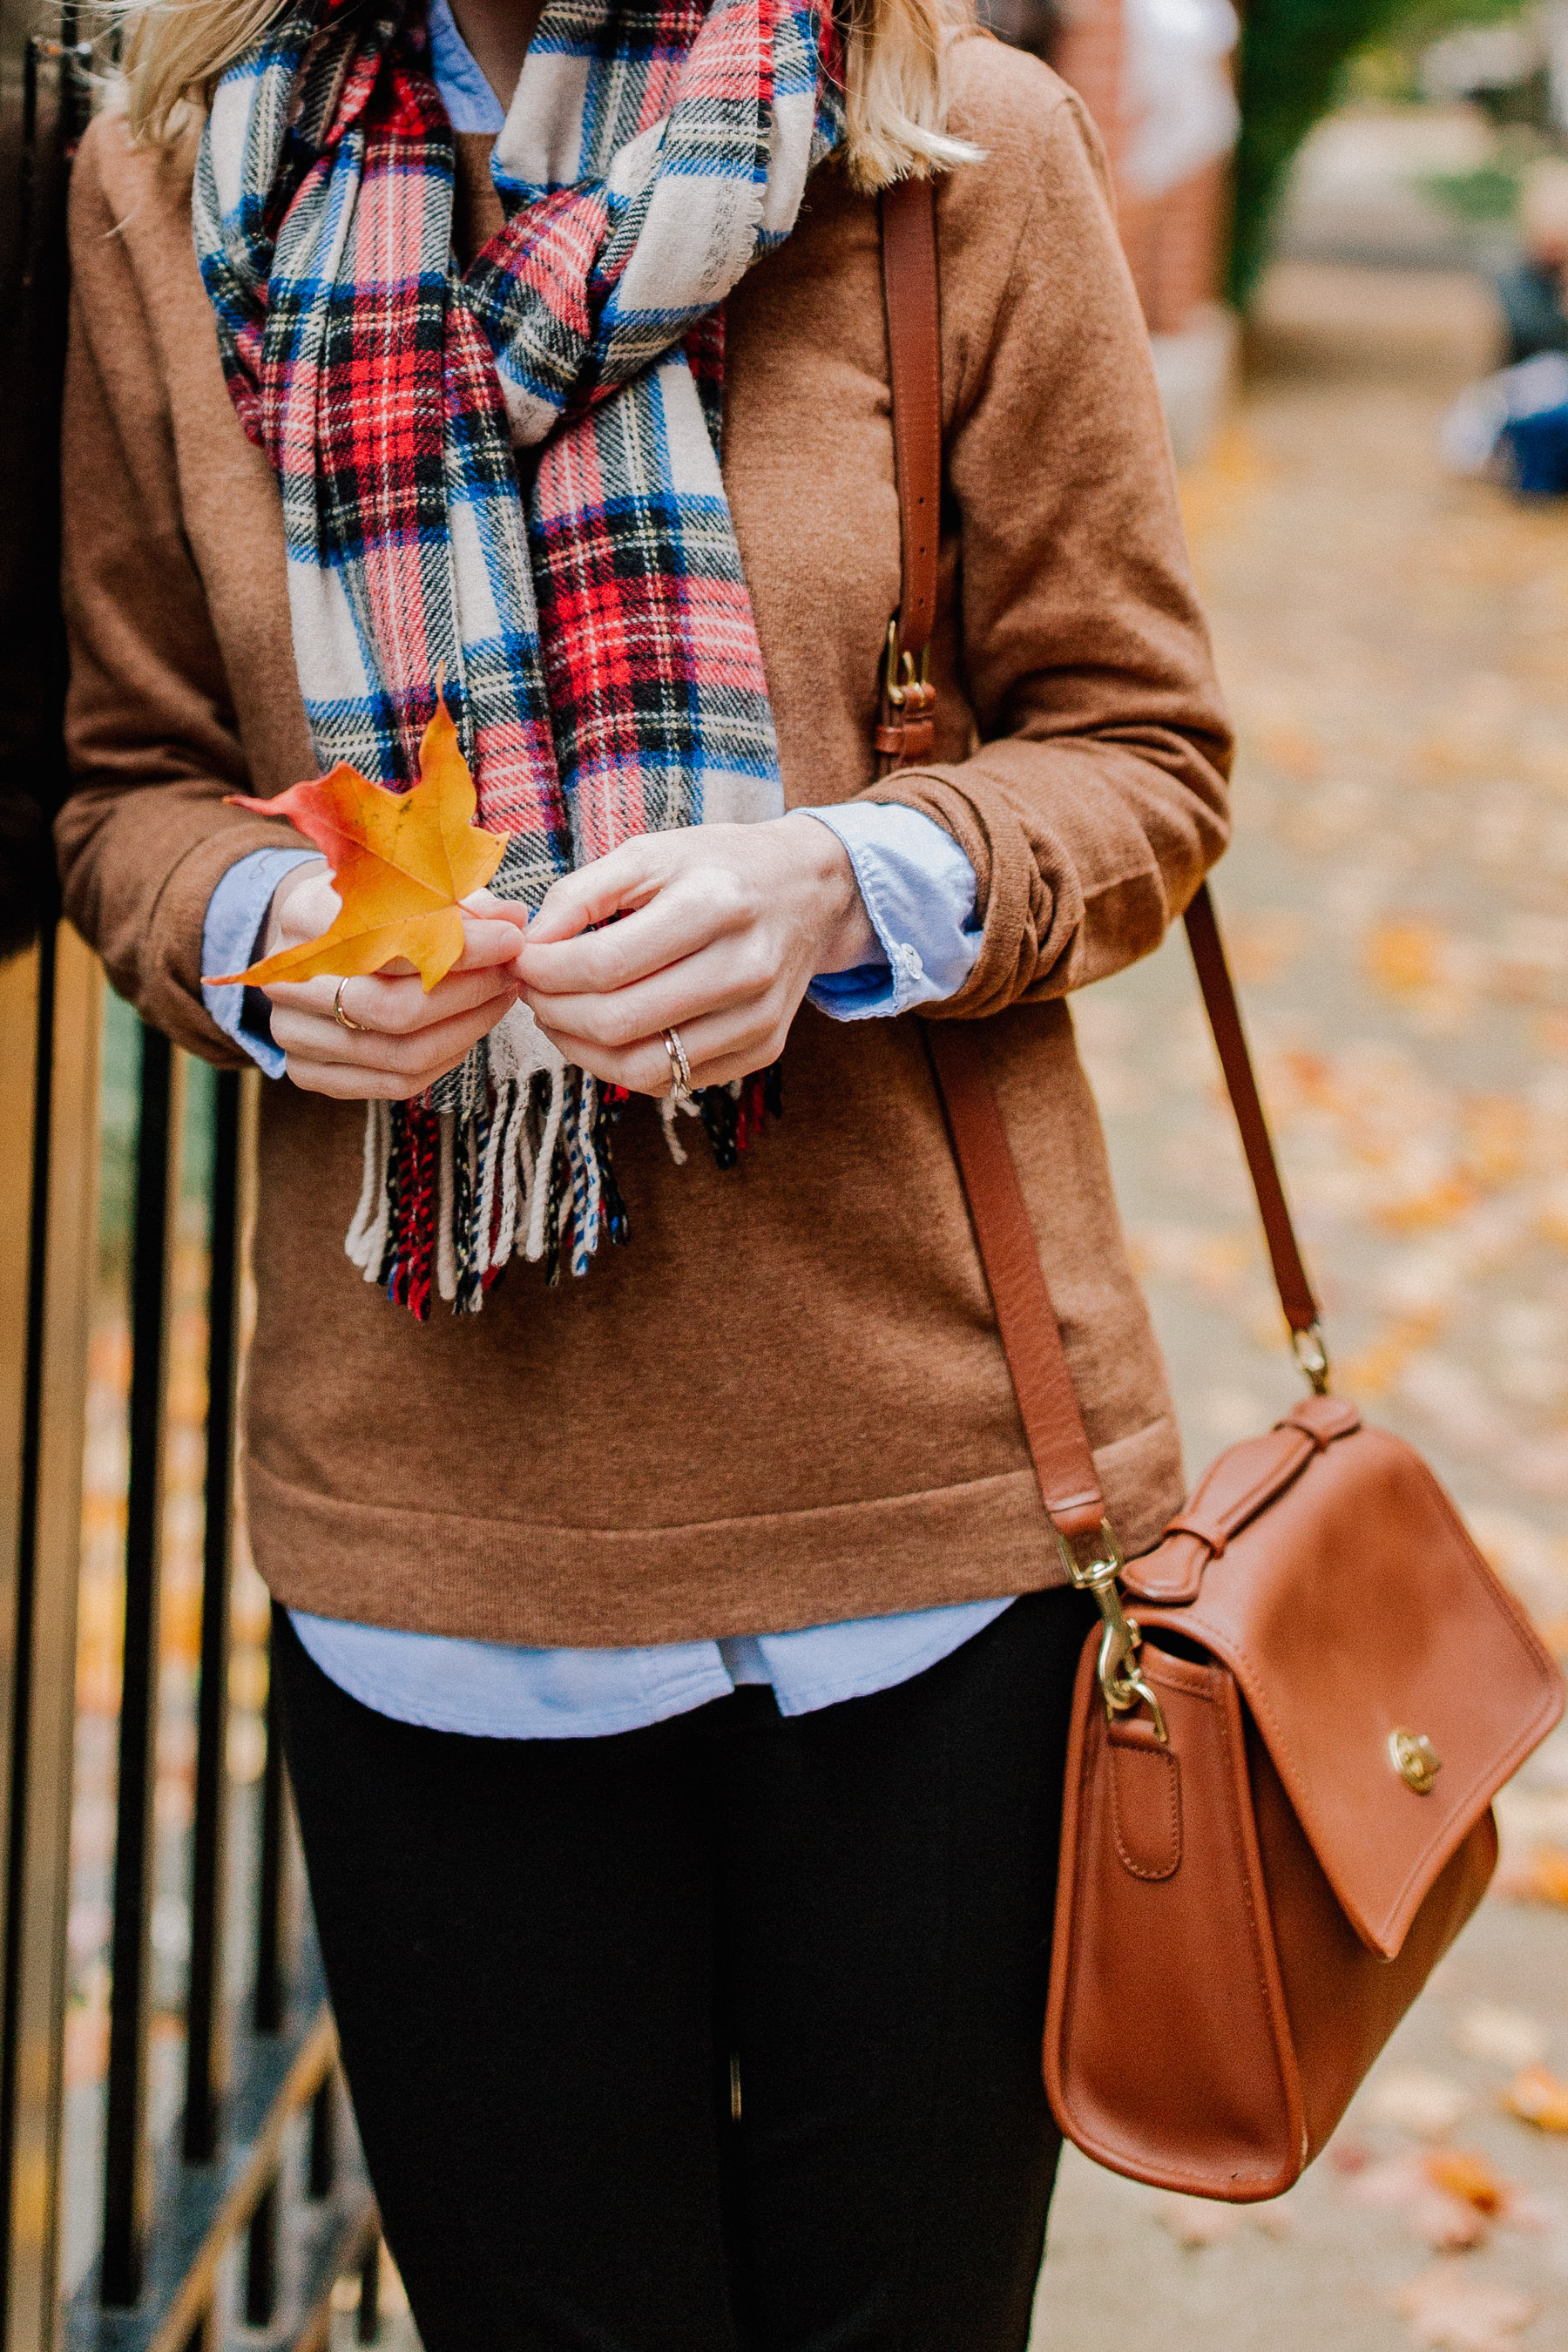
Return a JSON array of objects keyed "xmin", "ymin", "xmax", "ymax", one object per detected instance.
[
  {"xmin": 210, "ymin": 700, "xmax": 510, "ymax": 993},
  {"xmin": 1423, "ymin": 2149, "xmax": 1509, "ymax": 2214},
  {"xmin": 1503, "ymin": 2065, "xmax": 1568, "ymax": 2132}
]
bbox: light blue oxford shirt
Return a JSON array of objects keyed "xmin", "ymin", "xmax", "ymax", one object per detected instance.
[{"xmin": 200, "ymin": 9, "xmax": 1014, "ymax": 1738}]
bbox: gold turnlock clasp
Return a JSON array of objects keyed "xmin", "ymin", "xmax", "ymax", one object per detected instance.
[
  {"xmin": 1054, "ymin": 1521, "xmax": 1169, "ymax": 1744},
  {"xmin": 883, "ymin": 619, "xmax": 935, "ymax": 713},
  {"xmin": 1389, "ymin": 1727, "xmax": 1442, "ymax": 1794},
  {"xmin": 1291, "ymin": 1321, "xmax": 1331, "ymax": 1397}
]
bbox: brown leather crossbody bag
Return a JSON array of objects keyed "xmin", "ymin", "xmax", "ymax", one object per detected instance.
[{"xmin": 877, "ymin": 178, "xmax": 1565, "ymax": 2201}]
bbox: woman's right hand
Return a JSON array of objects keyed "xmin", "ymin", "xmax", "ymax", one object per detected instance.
[{"xmin": 260, "ymin": 861, "xmax": 528, "ymax": 1100}]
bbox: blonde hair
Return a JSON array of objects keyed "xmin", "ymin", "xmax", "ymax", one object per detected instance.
[{"xmin": 118, "ymin": 0, "xmax": 981, "ymax": 187}]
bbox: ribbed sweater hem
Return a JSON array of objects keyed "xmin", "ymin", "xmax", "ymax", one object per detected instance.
[{"xmin": 245, "ymin": 1414, "xmax": 1182, "ymax": 1648}]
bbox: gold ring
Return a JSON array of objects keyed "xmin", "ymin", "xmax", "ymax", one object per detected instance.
[
  {"xmin": 662, "ymin": 1026, "xmax": 693, "ymax": 1102},
  {"xmin": 334, "ymin": 978, "xmax": 368, "ymax": 1034}
]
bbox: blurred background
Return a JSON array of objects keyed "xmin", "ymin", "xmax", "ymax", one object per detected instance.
[
  {"xmin": 1014, "ymin": 5, "xmax": 1568, "ymax": 2348},
  {"xmin": 4, "ymin": 0, "xmax": 1568, "ymax": 2347}
]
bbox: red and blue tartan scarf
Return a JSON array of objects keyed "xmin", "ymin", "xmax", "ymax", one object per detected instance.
[{"xmin": 194, "ymin": 0, "xmax": 844, "ymax": 1315}]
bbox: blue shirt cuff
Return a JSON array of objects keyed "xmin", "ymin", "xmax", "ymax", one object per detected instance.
[
  {"xmin": 201, "ymin": 848, "xmax": 318, "ymax": 1077},
  {"xmin": 801, "ymin": 803, "xmax": 981, "ymax": 1019}
]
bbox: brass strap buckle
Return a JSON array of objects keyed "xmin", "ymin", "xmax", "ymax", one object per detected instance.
[
  {"xmin": 1054, "ymin": 1520, "xmax": 1169, "ymax": 1744},
  {"xmin": 883, "ymin": 619, "xmax": 934, "ymax": 713}
]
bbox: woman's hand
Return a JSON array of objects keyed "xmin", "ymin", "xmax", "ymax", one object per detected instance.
[
  {"xmin": 261, "ymin": 861, "xmax": 528, "ymax": 1100},
  {"xmin": 511, "ymin": 814, "xmax": 875, "ymax": 1097}
]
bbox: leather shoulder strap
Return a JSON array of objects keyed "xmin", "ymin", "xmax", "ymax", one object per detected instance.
[
  {"xmin": 1182, "ymin": 882, "xmax": 1321, "ymax": 1343},
  {"xmin": 876, "ymin": 175, "xmax": 941, "ymax": 771},
  {"xmin": 876, "ymin": 184, "xmax": 1327, "ymax": 1540},
  {"xmin": 923, "ymin": 1020, "xmax": 1110, "ymax": 1541}
]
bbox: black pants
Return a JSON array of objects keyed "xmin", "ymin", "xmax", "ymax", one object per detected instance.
[{"xmin": 272, "ymin": 1585, "xmax": 1092, "ymax": 2352}]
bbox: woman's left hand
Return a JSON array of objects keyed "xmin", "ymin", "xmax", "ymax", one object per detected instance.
[{"xmin": 511, "ymin": 814, "xmax": 876, "ymax": 1096}]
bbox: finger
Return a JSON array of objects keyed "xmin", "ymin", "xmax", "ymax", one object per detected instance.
[
  {"xmin": 451, "ymin": 909, "xmax": 532, "ymax": 970},
  {"xmin": 462, "ymin": 887, "xmax": 531, "ymax": 933},
  {"xmin": 274, "ymin": 995, "xmax": 515, "ymax": 1079},
  {"xmin": 266, "ymin": 909, "xmax": 522, "ymax": 1004},
  {"xmin": 274, "ymin": 988, "xmax": 517, "ymax": 1082},
  {"xmin": 515, "ymin": 870, "xmax": 752, "ymax": 999},
  {"xmin": 283, "ymin": 1058, "xmax": 452, "ymax": 1103},
  {"xmin": 268, "ymin": 963, "xmax": 517, "ymax": 1036},
  {"xmin": 532, "ymin": 1001, "xmax": 781, "ymax": 1098},
  {"xmin": 271, "ymin": 868, "xmax": 341, "ymax": 948},
  {"xmin": 516, "ymin": 935, "xmax": 768, "ymax": 1051},
  {"xmin": 524, "ymin": 834, "xmax": 695, "ymax": 947}
]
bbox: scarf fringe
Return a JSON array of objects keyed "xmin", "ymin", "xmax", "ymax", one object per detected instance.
[{"xmin": 345, "ymin": 1006, "xmax": 778, "ymax": 1319}]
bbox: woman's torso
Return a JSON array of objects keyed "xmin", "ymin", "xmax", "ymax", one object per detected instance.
[{"xmin": 60, "ymin": 41, "xmax": 1228, "ymax": 1646}]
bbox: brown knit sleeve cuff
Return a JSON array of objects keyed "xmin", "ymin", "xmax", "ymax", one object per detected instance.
[{"xmin": 64, "ymin": 805, "xmax": 314, "ymax": 1069}]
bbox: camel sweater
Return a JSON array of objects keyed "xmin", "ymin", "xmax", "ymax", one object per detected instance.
[{"xmin": 56, "ymin": 40, "xmax": 1232, "ymax": 1646}]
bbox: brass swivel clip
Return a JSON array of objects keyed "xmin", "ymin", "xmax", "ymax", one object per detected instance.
[
  {"xmin": 883, "ymin": 620, "xmax": 936, "ymax": 714},
  {"xmin": 1054, "ymin": 1521, "xmax": 1169, "ymax": 1744},
  {"xmin": 1291, "ymin": 1321, "xmax": 1331, "ymax": 1396}
]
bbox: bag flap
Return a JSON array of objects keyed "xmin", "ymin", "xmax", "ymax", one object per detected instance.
[{"xmin": 1133, "ymin": 1421, "xmax": 1564, "ymax": 1959}]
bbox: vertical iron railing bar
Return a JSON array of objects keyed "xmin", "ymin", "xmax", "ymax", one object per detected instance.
[
  {"xmin": 102, "ymin": 1026, "xmax": 186, "ymax": 2308},
  {"xmin": 355, "ymin": 2234, "xmax": 381, "ymax": 2346},
  {"xmin": 243, "ymin": 2174, "xmax": 278, "ymax": 2329},
  {"xmin": 4, "ymin": 931, "xmax": 101, "ymax": 2352},
  {"xmin": 3, "ymin": 0, "xmax": 88, "ymax": 2314},
  {"xmin": 307, "ymin": 2074, "xmax": 336, "ymax": 2202},
  {"xmin": 0, "ymin": 931, "xmax": 56, "ymax": 2346},
  {"xmin": 253, "ymin": 1641, "xmax": 287, "ymax": 2038},
  {"xmin": 183, "ymin": 1068, "xmax": 242, "ymax": 2166}
]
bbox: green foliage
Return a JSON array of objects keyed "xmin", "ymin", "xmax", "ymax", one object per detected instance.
[
  {"xmin": 1418, "ymin": 161, "xmax": 1521, "ymax": 220},
  {"xmin": 1350, "ymin": 0, "xmax": 1530, "ymax": 102},
  {"xmin": 1227, "ymin": 0, "xmax": 1531, "ymax": 307}
]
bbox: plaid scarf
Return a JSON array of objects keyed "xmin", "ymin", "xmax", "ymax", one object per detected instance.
[{"xmin": 195, "ymin": 0, "xmax": 843, "ymax": 1315}]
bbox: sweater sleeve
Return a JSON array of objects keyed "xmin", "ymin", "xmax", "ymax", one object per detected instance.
[
  {"xmin": 862, "ymin": 82, "xmax": 1233, "ymax": 1020},
  {"xmin": 53, "ymin": 123, "xmax": 308, "ymax": 1066}
]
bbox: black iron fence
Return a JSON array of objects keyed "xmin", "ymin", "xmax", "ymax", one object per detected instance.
[
  {"xmin": 7, "ymin": 947, "xmax": 387, "ymax": 2352},
  {"xmin": 3, "ymin": 10, "xmax": 388, "ymax": 2348}
]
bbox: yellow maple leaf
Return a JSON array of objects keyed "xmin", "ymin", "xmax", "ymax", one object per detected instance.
[{"xmin": 210, "ymin": 700, "xmax": 510, "ymax": 993}]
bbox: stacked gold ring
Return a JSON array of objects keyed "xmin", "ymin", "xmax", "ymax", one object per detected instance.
[{"xmin": 662, "ymin": 1026, "xmax": 693, "ymax": 1102}]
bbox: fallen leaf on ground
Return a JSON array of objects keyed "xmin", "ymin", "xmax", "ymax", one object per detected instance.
[
  {"xmin": 1453, "ymin": 2005, "xmax": 1549, "ymax": 2071},
  {"xmin": 1503, "ymin": 2064, "xmax": 1568, "ymax": 2130},
  {"xmin": 1391, "ymin": 2264, "xmax": 1538, "ymax": 2352},
  {"xmin": 1425, "ymin": 2151, "xmax": 1511, "ymax": 2215},
  {"xmin": 210, "ymin": 700, "xmax": 510, "ymax": 992},
  {"xmin": 1498, "ymin": 1846, "xmax": 1568, "ymax": 1905},
  {"xmin": 1365, "ymin": 919, "xmax": 1448, "ymax": 997},
  {"xmin": 1155, "ymin": 2193, "xmax": 1240, "ymax": 2247},
  {"xmin": 1368, "ymin": 2067, "xmax": 1472, "ymax": 2138},
  {"xmin": 1348, "ymin": 2153, "xmax": 1503, "ymax": 2247}
]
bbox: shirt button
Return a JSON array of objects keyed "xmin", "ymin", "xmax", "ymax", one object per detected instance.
[{"xmin": 897, "ymin": 943, "xmax": 924, "ymax": 979}]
